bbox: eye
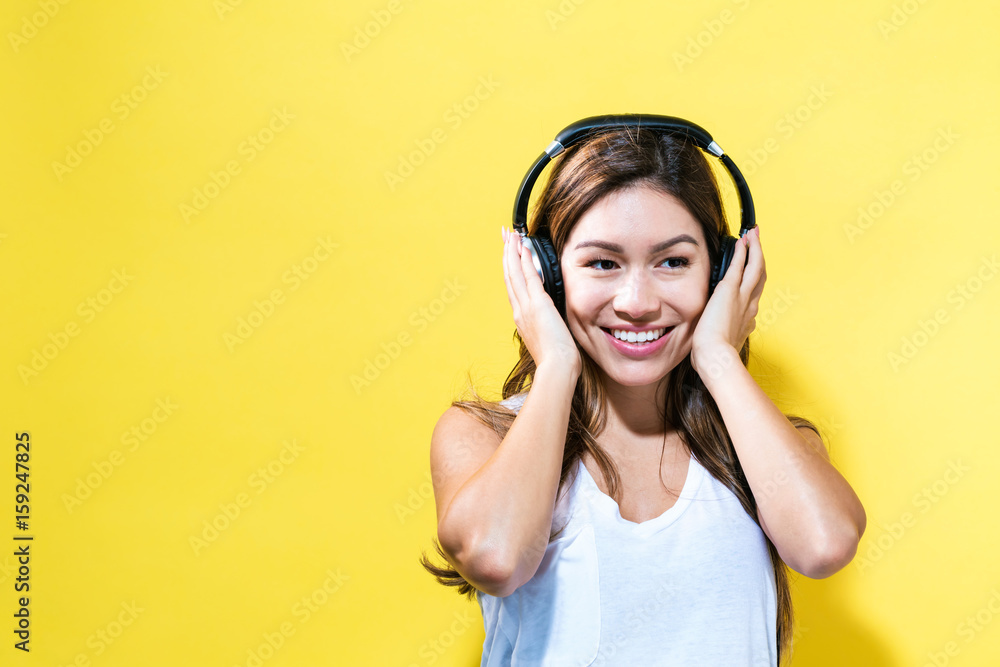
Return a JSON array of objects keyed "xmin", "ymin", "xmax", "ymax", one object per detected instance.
[
  {"xmin": 660, "ymin": 257, "xmax": 689, "ymax": 269},
  {"xmin": 585, "ymin": 257, "xmax": 618, "ymax": 271}
]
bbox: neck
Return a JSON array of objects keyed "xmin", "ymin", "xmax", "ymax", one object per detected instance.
[{"xmin": 599, "ymin": 370, "xmax": 672, "ymax": 440}]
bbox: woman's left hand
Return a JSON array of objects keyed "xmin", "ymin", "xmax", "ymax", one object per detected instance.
[{"xmin": 690, "ymin": 226, "xmax": 765, "ymax": 381}]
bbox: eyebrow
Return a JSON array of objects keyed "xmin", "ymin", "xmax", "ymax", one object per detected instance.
[{"xmin": 572, "ymin": 234, "xmax": 700, "ymax": 254}]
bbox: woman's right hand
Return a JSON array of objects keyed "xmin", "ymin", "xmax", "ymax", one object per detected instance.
[{"xmin": 502, "ymin": 227, "xmax": 581, "ymax": 379}]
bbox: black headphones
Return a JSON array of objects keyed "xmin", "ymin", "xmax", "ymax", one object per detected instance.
[{"xmin": 512, "ymin": 114, "xmax": 756, "ymax": 319}]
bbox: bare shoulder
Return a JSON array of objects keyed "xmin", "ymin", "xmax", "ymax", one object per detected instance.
[
  {"xmin": 795, "ymin": 423, "xmax": 830, "ymax": 461},
  {"xmin": 429, "ymin": 405, "xmax": 504, "ymax": 524},
  {"xmin": 431, "ymin": 405, "xmax": 503, "ymax": 456}
]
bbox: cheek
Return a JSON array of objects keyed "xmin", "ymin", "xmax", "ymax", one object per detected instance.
[
  {"xmin": 684, "ymin": 259, "xmax": 712, "ymax": 312},
  {"xmin": 564, "ymin": 286, "xmax": 604, "ymax": 333},
  {"xmin": 562, "ymin": 265, "xmax": 598, "ymax": 306},
  {"xmin": 661, "ymin": 275, "xmax": 710, "ymax": 314},
  {"xmin": 561, "ymin": 274, "xmax": 608, "ymax": 340}
]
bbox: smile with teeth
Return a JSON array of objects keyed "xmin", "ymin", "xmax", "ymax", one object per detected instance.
[{"xmin": 606, "ymin": 327, "xmax": 671, "ymax": 344}]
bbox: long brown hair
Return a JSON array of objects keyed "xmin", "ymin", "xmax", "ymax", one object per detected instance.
[{"xmin": 420, "ymin": 126, "xmax": 817, "ymax": 666}]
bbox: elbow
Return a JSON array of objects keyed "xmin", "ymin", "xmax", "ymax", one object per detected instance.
[
  {"xmin": 797, "ymin": 520, "xmax": 865, "ymax": 579},
  {"xmin": 793, "ymin": 499, "xmax": 867, "ymax": 579},
  {"xmin": 438, "ymin": 526, "xmax": 521, "ymax": 597},
  {"xmin": 469, "ymin": 553, "xmax": 524, "ymax": 598}
]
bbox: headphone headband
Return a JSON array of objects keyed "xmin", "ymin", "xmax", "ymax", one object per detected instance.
[{"xmin": 512, "ymin": 113, "xmax": 755, "ymax": 238}]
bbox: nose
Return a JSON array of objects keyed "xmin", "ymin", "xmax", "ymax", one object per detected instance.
[{"xmin": 612, "ymin": 269, "xmax": 660, "ymax": 320}]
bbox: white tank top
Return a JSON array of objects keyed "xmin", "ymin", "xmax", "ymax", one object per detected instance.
[{"xmin": 477, "ymin": 394, "xmax": 778, "ymax": 666}]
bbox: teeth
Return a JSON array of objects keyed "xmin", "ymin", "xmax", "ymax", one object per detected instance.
[{"xmin": 611, "ymin": 328, "xmax": 667, "ymax": 343}]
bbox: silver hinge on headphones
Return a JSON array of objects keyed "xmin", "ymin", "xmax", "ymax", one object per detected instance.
[
  {"xmin": 707, "ymin": 141, "xmax": 724, "ymax": 157},
  {"xmin": 545, "ymin": 140, "xmax": 565, "ymax": 157}
]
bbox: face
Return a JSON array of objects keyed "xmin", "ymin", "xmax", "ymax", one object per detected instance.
[{"xmin": 560, "ymin": 185, "xmax": 711, "ymax": 390}]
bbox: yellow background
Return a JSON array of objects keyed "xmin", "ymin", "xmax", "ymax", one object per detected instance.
[{"xmin": 1, "ymin": 0, "xmax": 998, "ymax": 664}]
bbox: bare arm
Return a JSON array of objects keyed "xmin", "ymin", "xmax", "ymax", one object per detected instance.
[
  {"xmin": 431, "ymin": 363, "xmax": 578, "ymax": 597},
  {"xmin": 700, "ymin": 350, "xmax": 866, "ymax": 578},
  {"xmin": 691, "ymin": 227, "xmax": 865, "ymax": 578},
  {"xmin": 431, "ymin": 227, "xmax": 582, "ymax": 597}
]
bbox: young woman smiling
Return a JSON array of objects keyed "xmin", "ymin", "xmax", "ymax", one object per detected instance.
[{"xmin": 421, "ymin": 122, "xmax": 866, "ymax": 666}]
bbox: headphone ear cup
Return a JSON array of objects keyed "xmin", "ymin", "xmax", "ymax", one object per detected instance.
[
  {"xmin": 711, "ymin": 235, "xmax": 738, "ymax": 294},
  {"xmin": 528, "ymin": 236, "xmax": 566, "ymax": 319}
]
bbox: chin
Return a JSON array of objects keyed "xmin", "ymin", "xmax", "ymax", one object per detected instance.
[{"xmin": 594, "ymin": 360, "xmax": 679, "ymax": 390}]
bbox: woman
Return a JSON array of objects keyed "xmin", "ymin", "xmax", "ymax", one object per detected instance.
[{"xmin": 421, "ymin": 119, "xmax": 866, "ymax": 666}]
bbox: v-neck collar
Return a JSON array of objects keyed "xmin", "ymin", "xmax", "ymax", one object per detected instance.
[{"xmin": 575, "ymin": 454, "xmax": 704, "ymax": 538}]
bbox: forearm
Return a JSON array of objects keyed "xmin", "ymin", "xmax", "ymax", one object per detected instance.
[
  {"xmin": 698, "ymin": 347, "xmax": 866, "ymax": 577},
  {"xmin": 439, "ymin": 363, "xmax": 578, "ymax": 595}
]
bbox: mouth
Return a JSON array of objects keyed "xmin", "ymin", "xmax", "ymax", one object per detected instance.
[
  {"xmin": 599, "ymin": 326, "xmax": 675, "ymax": 357},
  {"xmin": 602, "ymin": 327, "xmax": 672, "ymax": 344}
]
